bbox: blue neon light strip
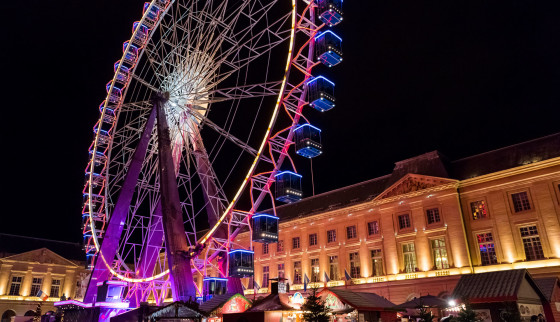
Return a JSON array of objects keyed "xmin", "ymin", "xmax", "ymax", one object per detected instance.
[
  {"xmin": 203, "ymin": 277, "xmax": 229, "ymax": 281},
  {"xmin": 228, "ymin": 249, "xmax": 254, "ymax": 254},
  {"xmin": 306, "ymin": 76, "xmax": 335, "ymax": 87},
  {"xmin": 295, "ymin": 123, "xmax": 322, "ymax": 132},
  {"xmin": 253, "ymin": 214, "xmax": 279, "ymax": 220},
  {"xmin": 315, "ymin": 30, "xmax": 342, "ymax": 42},
  {"xmin": 275, "ymin": 171, "xmax": 302, "ymax": 178}
]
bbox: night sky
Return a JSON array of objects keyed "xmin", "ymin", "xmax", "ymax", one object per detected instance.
[{"xmin": 1, "ymin": 1, "xmax": 559, "ymax": 243}]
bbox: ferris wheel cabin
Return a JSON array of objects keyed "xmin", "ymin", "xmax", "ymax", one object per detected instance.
[
  {"xmin": 294, "ymin": 124, "xmax": 323, "ymax": 158},
  {"xmin": 307, "ymin": 76, "xmax": 335, "ymax": 112},
  {"xmin": 252, "ymin": 214, "xmax": 279, "ymax": 243},
  {"xmin": 202, "ymin": 277, "xmax": 228, "ymax": 302},
  {"xmin": 315, "ymin": 30, "xmax": 343, "ymax": 67},
  {"xmin": 316, "ymin": 0, "xmax": 343, "ymax": 27},
  {"xmin": 228, "ymin": 249, "xmax": 254, "ymax": 278},
  {"xmin": 275, "ymin": 171, "xmax": 303, "ymax": 203}
]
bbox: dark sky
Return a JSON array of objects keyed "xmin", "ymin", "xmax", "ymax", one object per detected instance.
[{"xmin": 1, "ymin": 0, "xmax": 559, "ymax": 243}]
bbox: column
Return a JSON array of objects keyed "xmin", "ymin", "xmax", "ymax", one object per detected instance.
[
  {"xmin": 21, "ymin": 266, "xmax": 34, "ymax": 296},
  {"xmin": 63, "ymin": 269, "xmax": 76, "ymax": 299},
  {"xmin": 42, "ymin": 268, "xmax": 53, "ymax": 296},
  {"xmin": 0, "ymin": 264, "xmax": 13, "ymax": 295}
]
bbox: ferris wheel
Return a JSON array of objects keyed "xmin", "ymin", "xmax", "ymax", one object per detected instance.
[{"xmin": 81, "ymin": 0, "xmax": 343, "ymax": 309}]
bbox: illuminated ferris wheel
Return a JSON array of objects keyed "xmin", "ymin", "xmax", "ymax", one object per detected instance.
[{"xmin": 81, "ymin": 0, "xmax": 343, "ymax": 309}]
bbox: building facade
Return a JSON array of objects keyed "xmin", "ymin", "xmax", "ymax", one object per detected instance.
[
  {"xmin": 238, "ymin": 134, "xmax": 560, "ymax": 305},
  {"xmin": 0, "ymin": 235, "xmax": 89, "ymax": 320}
]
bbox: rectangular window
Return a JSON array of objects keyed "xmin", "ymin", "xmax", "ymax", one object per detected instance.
[
  {"xmin": 293, "ymin": 261, "xmax": 302, "ymax": 284},
  {"xmin": 520, "ymin": 226, "xmax": 545, "ymax": 261},
  {"xmin": 329, "ymin": 255, "xmax": 339, "ymax": 280},
  {"xmin": 311, "ymin": 258, "xmax": 320, "ymax": 282},
  {"xmin": 278, "ymin": 263, "xmax": 285, "ymax": 279},
  {"xmin": 431, "ymin": 238, "xmax": 449, "ymax": 270},
  {"xmin": 398, "ymin": 214, "xmax": 411, "ymax": 230},
  {"xmin": 512, "ymin": 192, "xmax": 531, "ymax": 212},
  {"xmin": 327, "ymin": 229, "xmax": 337, "ymax": 243},
  {"xmin": 309, "ymin": 233, "xmax": 318, "ymax": 246},
  {"xmin": 367, "ymin": 221, "xmax": 379, "ymax": 236},
  {"xmin": 346, "ymin": 226, "xmax": 357, "ymax": 239},
  {"xmin": 262, "ymin": 243, "xmax": 269, "ymax": 255},
  {"xmin": 371, "ymin": 249, "xmax": 384, "ymax": 277},
  {"xmin": 470, "ymin": 200, "xmax": 488, "ymax": 220},
  {"xmin": 477, "ymin": 233, "xmax": 498, "ymax": 266},
  {"xmin": 277, "ymin": 240, "xmax": 284, "ymax": 252},
  {"xmin": 262, "ymin": 266, "xmax": 269, "ymax": 288},
  {"xmin": 30, "ymin": 278, "xmax": 43, "ymax": 297},
  {"xmin": 292, "ymin": 237, "xmax": 300, "ymax": 250},
  {"xmin": 426, "ymin": 208, "xmax": 441, "ymax": 225},
  {"xmin": 51, "ymin": 279, "xmax": 62, "ymax": 298},
  {"xmin": 349, "ymin": 252, "xmax": 361, "ymax": 278},
  {"xmin": 8, "ymin": 276, "xmax": 23, "ymax": 296},
  {"xmin": 402, "ymin": 243, "xmax": 417, "ymax": 273}
]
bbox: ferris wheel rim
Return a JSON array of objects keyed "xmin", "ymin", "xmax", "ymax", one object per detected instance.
[{"xmin": 85, "ymin": 0, "xmax": 301, "ymax": 284}]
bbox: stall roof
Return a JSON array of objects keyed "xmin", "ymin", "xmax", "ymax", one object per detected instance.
[
  {"xmin": 534, "ymin": 277, "xmax": 559, "ymax": 302},
  {"xmin": 148, "ymin": 301, "xmax": 206, "ymax": 319},
  {"xmin": 199, "ymin": 293, "xmax": 250, "ymax": 314},
  {"xmin": 247, "ymin": 293, "xmax": 296, "ymax": 312},
  {"xmin": 452, "ymin": 269, "xmax": 546, "ymax": 303},
  {"xmin": 325, "ymin": 289, "xmax": 396, "ymax": 311}
]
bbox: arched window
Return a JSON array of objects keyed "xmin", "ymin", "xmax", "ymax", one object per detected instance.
[
  {"xmin": 24, "ymin": 310, "xmax": 36, "ymax": 316},
  {"xmin": 2, "ymin": 309, "xmax": 17, "ymax": 322}
]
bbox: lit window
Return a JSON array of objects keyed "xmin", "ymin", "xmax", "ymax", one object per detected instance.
[
  {"xmin": 431, "ymin": 238, "xmax": 449, "ymax": 270},
  {"xmin": 30, "ymin": 278, "xmax": 43, "ymax": 297},
  {"xmin": 471, "ymin": 200, "xmax": 488, "ymax": 220},
  {"xmin": 8, "ymin": 276, "xmax": 23, "ymax": 296},
  {"xmin": 262, "ymin": 266, "xmax": 269, "ymax": 287},
  {"xmin": 477, "ymin": 233, "xmax": 498, "ymax": 266},
  {"xmin": 51, "ymin": 279, "xmax": 62, "ymax": 298},
  {"xmin": 311, "ymin": 258, "xmax": 320, "ymax": 282},
  {"xmin": 402, "ymin": 243, "xmax": 417, "ymax": 273},
  {"xmin": 292, "ymin": 237, "xmax": 300, "ymax": 250},
  {"xmin": 426, "ymin": 208, "xmax": 441, "ymax": 225},
  {"xmin": 262, "ymin": 243, "xmax": 269, "ymax": 255},
  {"xmin": 520, "ymin": 226, "xmax": 545, "ymax": 261},
  {"xmin": 367, "ymin": 221, "xmax": 379, "ymax": 235},
  {"xmin": 398, "ymin": 214, "xmax": 411, "ymax": 230},
  {"xmin": 277, "ymin": 240, "xmax": 284, "ymax": 252},
  {"xmin": 293, "ymin": 261, "xmax": 302, "ymax": 284},
  {"xmin": 512, "ymin": 192, "xmax": 531, "ymax": 212},
  {"xmin": 329, "ymin": 255, "xmax": 339, "ymax": 280},
  {"xmin": 346, "ymin": 226, "xmax": 357, "ymax": 239},
  {"xmin": 278, "ymin": 263, "xmax": 285, "ymax": 279},
  {"xmin": 309, "ymin": 233, "xmax": 318, "ymax": 246},
  {"xmin": 371, "ymin": 249, "xmax": 384, "ymax": 277},
  {"xmin": 349, "ymin": 252, "xmax": 361, "ymax": 278},
  {"xmin": 327, "ymin": 229, "xmax": 337, "ymax": 243}
]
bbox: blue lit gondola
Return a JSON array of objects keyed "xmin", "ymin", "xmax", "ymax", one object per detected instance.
[
  {"xmin": 275, "ymin": 171, "xmax": 303, "ymax": 203},
  {"xmin": 315, "ymin": 0, "xmax": 343, "ymax": 27},
  {"xmin": 294, "ymin": 124, "xmax": 322, "ymax": 158},
  {"xmin": 202, "ymin": 277, "xmax": 228, "ymax": 301},
  {"xmin": 306, "ymin": 76, "xmax": 335, "ymax": 112},
  {"xmin": 252, "ymin": 214, "xmax": 279, "ymax": 243},
  {"xmin": 315, "ymin": 30, "xmax": 343, "ymax": 67},
  {"xmin": 228, "ymin": 249, "xmax": 254, "ymax": 278}
]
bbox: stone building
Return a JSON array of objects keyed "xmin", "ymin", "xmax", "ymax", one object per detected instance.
[
  {"xmin": 0, "ymin": 234, "xmax": 89, "ymax": 320},
  {"xmin": 238, "ymin": 133, "xmax": 560, "ymax": 306}
]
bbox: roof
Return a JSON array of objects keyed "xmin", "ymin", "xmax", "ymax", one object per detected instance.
[
  {"xmin": 534, "ymin": 277, "xmax": 559, "ymax": 302},
  {"xmin": 148, "ymin": 301, "xmax": 206, "ymax": 319},
  {"xmin": 198, "ymin": 293, "xmax": 249, "ymax": 314},
  {"xmin": 0, "ymin": 233, "xmax": 84, "ymax": 262},
  {"xmin": 451, "ymin": 269, "xmax": 545, "ymax": 303},
  {"xmin": 326, "ymin": 289, "xmax": 396, "ymax": 310},
  {"xmin": 247, "ymin": 293, "xmax": 295, "ymax": 312},
  {"xmin": 450, "ymin": 132, "xmax": 560, "ymax": 180},
  {"xmin": 269, "ymin": 132, "xmax": 560, "ymax": 223}
]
